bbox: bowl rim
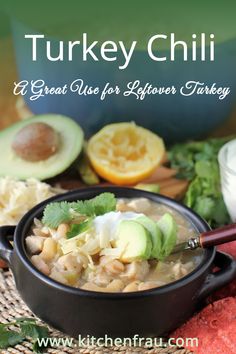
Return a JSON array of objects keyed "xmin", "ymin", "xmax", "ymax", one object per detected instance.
[{"xmin": 14, "ymin": 186, "xmax": 214, "ymax": 299}]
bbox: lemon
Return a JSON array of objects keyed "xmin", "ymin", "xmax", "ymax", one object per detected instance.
[{"xmin": 87, "ymin": 122, "xmax": 165, "ymax": 185}]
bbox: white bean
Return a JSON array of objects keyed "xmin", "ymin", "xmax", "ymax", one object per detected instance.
[
  {"xmin": 31, "ymin": 255, "xmax": 50, "ymax": 275},
  {"xmin": 57, "ymin": 223, "xmax": 69, "ymax": 238},
  {"xmin": 103, "ymin": 259, "xmax": 125, "ymax": 275},
  {"xmin": 122, "ymin": 261, "xmax": 149, "ymax": 281},
  {"xmin": 82, "ymin": 279, "xmax": 124, "ymax": 292},
  {"xmin": 50, "ymin": 268, "xmax": 68, "ymax": 285},
  {"xmin": 81, "ymin": 283, "xmax": 106, "ymax": 292},
  {"xmin": 57, "ymin": 254, "xmax": 82, "ymax": 273},
  {"xmin": 40, "ymin": 238, "xmax": 57, "ymax": 261},
  {"xmin": 26, "ymin": 236, "xmax": 45, "ymax": 254},
  {"xmin": 138, "ymin": 281, "xmax": 164, "ymax": 291},
  {"xmin": 123, "ymin": 281, "xmax": 140, "ymax": 292},
  {"xmin": 106, "ymin": 279, "xmax": 124, "ymax": 292},
  {"xmin": 33, "ymin": 228, "xmax": 50, "ymax": 237}
]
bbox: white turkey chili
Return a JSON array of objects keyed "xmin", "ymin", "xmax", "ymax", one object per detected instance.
[{"xmin": 26, "ymin": 193, "xmax": 202, "ymax": 292}]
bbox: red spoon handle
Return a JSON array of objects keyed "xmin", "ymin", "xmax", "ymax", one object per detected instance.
[{"xmin": 200, "ymin": 224, "xmax": 236, "ymax": 248}]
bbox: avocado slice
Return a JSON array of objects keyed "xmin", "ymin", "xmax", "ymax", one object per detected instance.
[
  {"xmin": 135, "ymin": 183, "xmax": 160, "ymax": 193},
  {"xmin": 115, "ymin": 220, "xmax": 152, "ymax": 262},
  {"xmin": 136, "ymin": 215, "xmax": 163, "ymax": 259},
  {"xmin": 0, "ymin": 114, "xmax": 84, "ymax": 180},
  {"xmin": 157, "ymin": 213, "xmax": 178, "ymax": 259}
]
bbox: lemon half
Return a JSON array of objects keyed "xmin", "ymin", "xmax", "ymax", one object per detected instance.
[{"xmin": 87, "ymin": 122, "xmax": 165, "ymax": 185}]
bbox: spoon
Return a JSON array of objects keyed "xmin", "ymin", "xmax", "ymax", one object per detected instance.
[{"xmin": 172, "ymin": 223, "xmax": 236, "ymax": 254}]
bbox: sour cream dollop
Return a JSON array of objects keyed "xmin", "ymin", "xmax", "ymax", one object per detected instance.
[{"xmin": 93, "ymin": 211, "xmax": 143, "ymax": 248}]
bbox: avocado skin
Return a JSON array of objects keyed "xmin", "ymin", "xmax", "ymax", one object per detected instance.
[{"xmin": 0, "ymin": 114, "xmax": 84, "ymax": 180}]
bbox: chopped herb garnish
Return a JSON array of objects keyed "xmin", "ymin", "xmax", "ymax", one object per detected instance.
[
  {"xmin": 0, "ymin": 318, "xmax": 49, "ymax": 352},
  {"xmin": 42, "ymin": 192, "xmax": 116, "ymax": 228}
]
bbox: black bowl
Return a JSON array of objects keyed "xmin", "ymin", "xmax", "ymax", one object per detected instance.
[{"xmin": 0, "ymin": 187, "xmax": 236, "ymax": 338}]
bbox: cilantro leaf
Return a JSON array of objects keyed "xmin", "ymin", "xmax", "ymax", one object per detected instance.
[
  {"xmin": 19, "ymin": 322, "xmax": 49, "ymax": 353},
  {"xmin": 92, "ymin": 192, "xmax": 116, "ymax": 215},
  {"xmin": 194, "ymin": 196, "xmax": 215, "ymax": 220},
  {"xmin": 0, "ymin": 318, "xmax": 50, "ymax": 353},
  {"xmin": 67, "ymin": 219, "xmax": 92, "ymax": 239},
  {"xmin": 0, "ymin": 328, "xmax": 24, "ymax": 349},
  {"xmin": 20, "ymin": 323, "xmax": 49, "ymax": 340},
  {"xmin": 169, "ymin": 137, "xmax": 232, "ymax": 227},
  {"xmin": 15, "ymin": 317, "xmax": 37, "ymax": 324},
  {"xmin": 42, "ymin": 202, "xmax": 72, "ymax": 228},
  {"xmin": 70, "ymin": 200, "xmax": 94, "ymax": 216},
  {"xmin": 72, "ymin": 192, "xmax": 116, "ymax": 216}
]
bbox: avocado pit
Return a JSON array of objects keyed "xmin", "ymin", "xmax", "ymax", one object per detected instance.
[{"xmin": 12, "ymin": 122, "xmax": 60, "ymax": 162}]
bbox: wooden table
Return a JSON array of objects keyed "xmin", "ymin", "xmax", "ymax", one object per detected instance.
[{"xmin": 1, "ymin": 36, "xmax": 236, "ymax": 136}]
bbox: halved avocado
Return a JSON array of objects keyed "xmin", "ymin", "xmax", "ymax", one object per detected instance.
[
  {"xmin": 115, "ymin": 220, "xmax": 152, "ymax": 262},
  {"xmin": 0, "ymin": 114, "xmax": 84, "ymax": 180}
]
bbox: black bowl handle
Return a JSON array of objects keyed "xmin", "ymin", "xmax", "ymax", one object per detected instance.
[
  {"xmin": 197, "ymin": 251, "xmax": 236, "ymax": 301},
  {"xmin": 0, "ymin": 226, "xmax": 15, "ymax": 265}
]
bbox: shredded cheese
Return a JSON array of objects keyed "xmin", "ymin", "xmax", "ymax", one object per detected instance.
[{"xmin": 0, "ymin": 177, "xmax": 63, "ymax": 226}]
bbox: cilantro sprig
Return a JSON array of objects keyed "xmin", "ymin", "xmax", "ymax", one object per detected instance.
[
  {"xmin": 0, "ymin": 318, "xmax": 49, "ymax": 353},
  {"xmin": 42, "ymin": 202, "xmax": 72, "ymax": 229},
  {"xmin": 168, "ymin": 137, "xmax": 232, "ymax": 227},
  {"xmin": 42, "ymin": 192, "xmax": 116, "ymax": 229}
]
